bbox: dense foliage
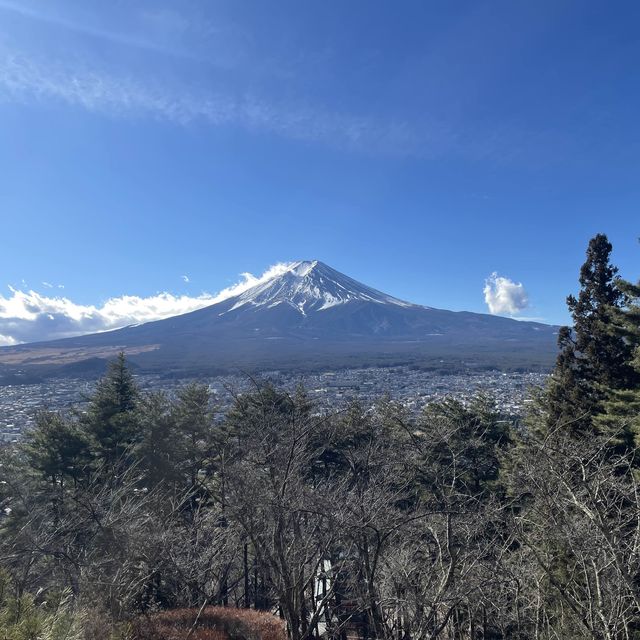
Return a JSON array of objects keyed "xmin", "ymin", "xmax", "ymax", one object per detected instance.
[{"xmin": 0, "ymin": 235, "xmax": 638, "ymax": 640}]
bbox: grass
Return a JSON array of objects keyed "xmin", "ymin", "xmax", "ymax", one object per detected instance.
[{"xmin": 132, "ymin": 606, "xmax": 286, "ymax": 640}]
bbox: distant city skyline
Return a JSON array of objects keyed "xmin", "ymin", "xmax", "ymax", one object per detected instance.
[{"xmin": 1, "ymin": 0, "xmax": 639, "ymax": 344}]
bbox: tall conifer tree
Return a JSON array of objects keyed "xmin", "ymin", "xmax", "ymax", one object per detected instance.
[
  {"xmin": 597, "ymin": 278, "xmax": 640, "ymax": 452},
  {"xmin": 83, "ymin": 352, "xmax": 140, "ymax": 467},
  {"xmin": 172, "ymin": 382, "xmax": 216, "ymax": 493},
  {"xmin": 547, "ymin": 234, "xmax": 633, "ymax": 432}
]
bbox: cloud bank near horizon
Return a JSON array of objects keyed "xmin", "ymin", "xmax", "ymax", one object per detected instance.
[
  {"xmin": 483, "ymin": 272, "xmax": 529, "ymax": 316},
  {"xmin": 0, "ymin": 263, "xmax": 293, "ymax": 346}
]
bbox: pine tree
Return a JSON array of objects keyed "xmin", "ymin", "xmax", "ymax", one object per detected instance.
[
  {"xmin": 546, "ymin": 234, "xmax": 634, "ymax": 432},
  {"xmin": 546, "ymin": 327, "xmax": 593, "ymax": 432},
  {"xmin": 597, "ymin": 278, "xmax": 640, "ymax": 452},
  {"xmin": 420, "ymin": 395, "xmax": 510, "ymax": 495},
  {"xmin": 568, "ymin": 234, "xmax": 633, "ymax": 388},
  {"xmin": 21, "ymin": 411, "xmax": 92, "ymax": 529},
  {"xmin": 135, "ymin": 391, "xmax": 181, "ymax": 489},
  {"xmin": 24, "ymin": 411, "xmax": 91, "ymax": 490},
  {"xmin": 226, "ymin": 382, "xmax": 306, "ymax": 440},
  {"xmin": 83, "ymin": 352, "xmax": 140, "ymax": 468},
  {"xmin": 172, "ymin": 382, "xmax": 216, "ymax": 493}
]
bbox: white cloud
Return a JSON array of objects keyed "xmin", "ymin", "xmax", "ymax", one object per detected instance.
[
  {"xmin": 181, "ymin": 275, "xmax": 190, "ymax": 283},
  {"xmin": 0, "ymin": 287, "xmax": 220, "ymax": 344},
  {"xmin": 212, "ymin": 262, "xmax": 292, "ymax": 301},
  {"xmin": 0, "ymin": 263, "xmax": 292, "ymax": 345},
  {"xmin": 41, "ymin": 281, "xmax": 64, "ymax": 289},
  {"xmin": 483, "ymin": 272, "xmax": 529, "ymax": 315},
  {"xmin": 0, "ymin": 0, "xmax": 212, "ymax": 61},
  {"xmin": 0, "ymin": 3, "xmax": 562, "ymax": 164},
  {"xmin": 0, "ymin": 52, "xmax": 432, "ymax": 155}
]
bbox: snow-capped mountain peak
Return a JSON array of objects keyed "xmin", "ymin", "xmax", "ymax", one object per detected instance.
[{"xmin": 226, "ymin": 260, "xmax": 415, "ymax": 315}]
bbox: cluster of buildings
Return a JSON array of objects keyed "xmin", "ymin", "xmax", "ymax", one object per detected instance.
[
  {"xmin": 0, "ymin": 367, "xmax": 548, "ymax": 442},
  {"xmin": 275, "ymin": 368, "xmax": 546, "ymax": 415}
]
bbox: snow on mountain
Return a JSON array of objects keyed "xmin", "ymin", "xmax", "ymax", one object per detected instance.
[{"xmin": 226, "ymin": 260, "xmax": 416, "ymax": 316}]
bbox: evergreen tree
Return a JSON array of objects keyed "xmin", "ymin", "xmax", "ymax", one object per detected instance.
[
  {"xmin": 545, "ymin": 327, "xmax": 592, "ymax": 432},
  {"xmin": 420, "ymin": 395, "xmax": 510, "ymax": 495},
  {"xmin": 135, "ymin": 391, "xmax": 181, "ymax": 490},
  {"xmin": 546, "ymin": 234, "xmax": 633, "ymax": 432},
  {"xmin": 226, "ymin": 382, "xmax": 308, "ymax": 441},
  {"xmin": 24, "ymin": 411, "xmax": 91, "ymax": 490},
  {"xmin": 597, "ymin": 278, "xmax": 640, "ymax": 452},
  {"xmin": 82, "ymin": 352, "xmax": 140, "ymax": 468},
  {"xmin": 172, "ymin": 382, "xmax": 216, "ymax": 493}
]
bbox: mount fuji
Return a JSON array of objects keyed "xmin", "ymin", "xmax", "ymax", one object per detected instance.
[{"xmin": 0, "ymin": 261, "xmax": 558, "ymax": 378}]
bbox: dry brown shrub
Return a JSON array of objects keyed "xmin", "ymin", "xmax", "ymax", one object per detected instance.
[
  {"xmin": 81, "ymin": 606, "xmax": 132, "ymax": 640},
  {"xmin": 133, "ymin": 606, "xmax": 286, "ymax": 640}
]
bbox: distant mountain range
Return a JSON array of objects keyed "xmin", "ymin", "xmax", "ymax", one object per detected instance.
[{"xmin": 0, "ymin": 261, "xmax": 558, "ymax": 381}]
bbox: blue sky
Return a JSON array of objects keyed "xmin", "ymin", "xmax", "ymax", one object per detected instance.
[{"xmin": 0, "ymin": 0, "xmax": 638, "ymax": 342}]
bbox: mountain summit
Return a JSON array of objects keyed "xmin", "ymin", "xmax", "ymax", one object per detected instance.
[
  {"xmin": 0, "ymin": 261, "xmax": 558, "ymax": 376},
  {"xmin": 226, "ymin": 260, "xmax": 414, "ymax": 315}
]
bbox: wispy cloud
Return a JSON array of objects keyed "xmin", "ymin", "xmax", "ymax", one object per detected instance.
[
  {"xmin": 0, "ymin": 263, "xmax": 292, "ymax": 345},
  {"xmin": 483, "ymin": 272, "xmax": 529, "ymax": 315},
  {"xmin": 181, "ymin": 275, "xmax": 190, "ymax": 283},
  {"xmin": 0, "ymin": 0, "xmax": 200, "ymax": 60},
  {"xmin": 0, "ymin": 1, "xmax": 570, "ymax": 164},
  {"xmin": 40, "ymin": 281, "xmax": 64, "ymax": 289},
  {"xmin": 214, "ymin": 263, "xmax": 292, "ymax": 301},
  {"xmin": 0, "ymin": 49, "xmax": 437, "ymax": 154}
]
